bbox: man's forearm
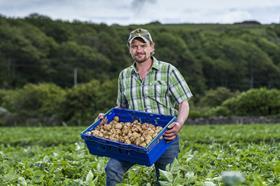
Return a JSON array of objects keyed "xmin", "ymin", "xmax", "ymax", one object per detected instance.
[{"xmin": 176, "ymin": 100, "xmax": 190, "ymax": 126}]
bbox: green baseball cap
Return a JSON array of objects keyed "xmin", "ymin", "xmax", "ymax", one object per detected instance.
[{"xmin": 128, "ymin": 28, "xmax": 153, "ymax": 44}]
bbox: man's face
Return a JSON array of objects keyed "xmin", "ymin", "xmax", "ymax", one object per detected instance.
[{"xmin": 129, "ymin": 38, "xmax": 154, "ymax": 63}]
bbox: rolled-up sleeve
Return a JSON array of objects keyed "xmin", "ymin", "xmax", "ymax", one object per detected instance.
[{"xmin": 168, "ymin": 66, "xmax": 193, "ymax": 104}]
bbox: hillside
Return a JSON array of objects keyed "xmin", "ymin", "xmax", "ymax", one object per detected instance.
[{"xmin": 0, "ymin": 14, "xmax": 280, "ymax": 94}]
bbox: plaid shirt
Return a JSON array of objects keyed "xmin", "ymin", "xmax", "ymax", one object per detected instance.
[{"xmin": 117, "ymin": 57, "xmax": 193, "ymax": 116}]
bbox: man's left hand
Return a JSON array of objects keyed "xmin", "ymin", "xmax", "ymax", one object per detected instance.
[{"xmin": 163, "ymin": 122, "xmax": 183, "ymax": 141}]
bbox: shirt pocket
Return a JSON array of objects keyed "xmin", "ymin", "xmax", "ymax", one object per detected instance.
[
  {"xmin": 123, "ymin": 84, "xmax": 141, "ymax": 102},
  {"xmin": 150, "ymin": 80, "xmax": 168, "ymax": 98}
]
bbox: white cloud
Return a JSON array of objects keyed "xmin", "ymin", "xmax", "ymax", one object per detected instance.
[
  {"xmin": 0, "ymin": 0, "xmax": 279, "ymax": 24},
  {"xmin": 218, "ymin": 10, "xmax": 252, "ymax": 23}
]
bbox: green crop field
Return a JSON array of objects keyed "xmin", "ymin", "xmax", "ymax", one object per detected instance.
[{"xmin": 0, "ymin": 124, "xmax": 279, "ymax": 185}]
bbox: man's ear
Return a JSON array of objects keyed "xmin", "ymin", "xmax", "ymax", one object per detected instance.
[
  {"xmin": 128, "ymin": 44, "xmax": 132, "ymax": 53},
  {"xmin": 151, "ymin": 42, "xmax": 155, "ymax": 54}
]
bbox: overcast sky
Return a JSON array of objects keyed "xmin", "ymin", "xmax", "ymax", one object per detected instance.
[{"xmin": 0, "ymin": 0, "xmax": 280, "ymax": 25}]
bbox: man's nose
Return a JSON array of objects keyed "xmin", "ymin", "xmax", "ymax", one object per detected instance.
[{"xmin": 136, "ymin": 46, "xmax": 143, "ymax": 51}]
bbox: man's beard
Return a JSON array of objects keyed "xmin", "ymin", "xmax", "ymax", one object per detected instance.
[
  {"xmin": 135, "ymin": 58, "xmax": 146, "ymax": 64},
  {"xmin": 132, "ymin": 53, "xmax": 150, "ymax": 63}
]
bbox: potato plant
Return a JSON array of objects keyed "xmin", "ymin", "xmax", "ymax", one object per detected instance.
[
  {"xmin": 87, "ymin": 116, "xmax": 163, "ymax": 147},
  {"xmin": 0, "ymin": 124, "xmax": 279, "ymax": 185}
]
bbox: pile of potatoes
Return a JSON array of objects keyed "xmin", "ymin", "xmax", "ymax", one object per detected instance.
[{"xmin": 87, "ymin": 116, "xmax": 163, "ymax": 147}]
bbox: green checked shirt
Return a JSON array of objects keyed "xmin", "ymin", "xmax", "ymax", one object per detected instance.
[{"xmin": 117, "ymin": 57, "xmax": 193, "ymax": 116}]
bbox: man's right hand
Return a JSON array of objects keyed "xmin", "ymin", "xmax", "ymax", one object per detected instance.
[{"xmin": 98, "ymin": 113, "xmax": 105, "ymax": 119}]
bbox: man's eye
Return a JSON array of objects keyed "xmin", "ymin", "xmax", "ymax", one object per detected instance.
[
  {"xmin": 140, "ymin": 44, "xmax": 147, "ymax": 48},
  {"xmin": 131, "ymin": 45, "xmax": 147, "ymax": 49}
]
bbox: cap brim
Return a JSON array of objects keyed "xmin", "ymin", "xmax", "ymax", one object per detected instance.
[{"xmin": 128, "ymin": 36, "xmax": 149, "ymax": 44}]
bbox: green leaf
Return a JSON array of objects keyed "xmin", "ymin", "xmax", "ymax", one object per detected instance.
[
  {"xmin": 204, "ymin": 181, "xmax": 216, "ymax": 186},
  {"xmin": 85, "ymin": 170, "xmax": 94, "ymax": 185},
  {"xmin": 159, "ymin": 169, "xmax": 173, "ymax": 182},
  {"xmin": 159, "ymin": 181, "xmax": 172, "ymax": 186},
  {"xmin": 169, "ymin": 158, "xmax": 180, "ymax": 172},
  {"xmin": 273, "ymin": 161, "xmax": 280, "ymax": 175},
  {"xmin": 173, "ymin": 174, "xmax": 185, "ymax": 185},
  {"xmin": 18, "ymin": 177, "xmax": 27, "ymax": 186}
]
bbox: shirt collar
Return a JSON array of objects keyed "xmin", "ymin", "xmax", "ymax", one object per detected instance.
[{"xmin": 130, "ymin": 56, "xmax": 160, "ymax": 74}]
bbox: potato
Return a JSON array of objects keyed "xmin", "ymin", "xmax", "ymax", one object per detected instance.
[
  {"xmin": 88, "ymin": 116, "xmax": 163, "ymax": 147},
  {"xmin": 114, "ymin": 116, "xmax": 119, "ymax": 122}
]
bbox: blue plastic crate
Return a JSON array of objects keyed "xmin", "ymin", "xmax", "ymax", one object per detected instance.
[{"xmin": 80, "ymin": 107, "xmax": 176, "ymax": 166}]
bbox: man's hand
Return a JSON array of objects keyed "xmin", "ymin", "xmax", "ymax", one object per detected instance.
[
  {"xmin": 164, "ymin": 100, "xmax": 189, "ymax": 141},
  {"xmin": 163, "ymin": 121, "xmax": 183, "ymax": 141},
  {"xmin": 98, "ymin": 113, "xmax": 104, "ymax": 119}
]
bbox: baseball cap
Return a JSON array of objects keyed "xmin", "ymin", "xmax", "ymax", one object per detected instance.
[{"xmin": 128, "ymin": 28, "xmax": 153, "ymax": 44}]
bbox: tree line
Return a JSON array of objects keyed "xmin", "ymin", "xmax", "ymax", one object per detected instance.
[
  {"xmin": 0, "ymin": 81, "xmax": 279, "ymax": 126},
  {"xmin": 0, "ymin": 13, "xmax": 280, "ymax": 96}
]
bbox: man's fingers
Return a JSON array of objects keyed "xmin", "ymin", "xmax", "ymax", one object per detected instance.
[
  {"xmin": 163, "ymin": 131, "xmax": 174, "ymax": 137},
  {"xmin": 164, "ymin": 135, "xmax": 176, "ymax": 141},
  {"xmin": 167, "ymin": 122, "xmax": 175, "ymax": 129},
  {"xmin": 164, "ymin": 122, "xmax": 179, "ymax": 140},
  {"xmin": 98, "ymin": 113, "xmax": 104, "ymax": 119}
]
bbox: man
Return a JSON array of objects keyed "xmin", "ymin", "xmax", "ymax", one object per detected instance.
[{"xmin": 104, "ymin": 28, "xmax": 193, "ymax": 185}]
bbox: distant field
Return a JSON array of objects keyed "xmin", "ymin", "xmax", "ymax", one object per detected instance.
[{"xmin": 0, "ymin": 124, "xmax": 279, "ymax": 185}]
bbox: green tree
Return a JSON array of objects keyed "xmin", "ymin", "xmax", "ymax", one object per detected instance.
[
  {"xmin": 4, "ymin": 83, "xmax": 65, "ymax": 118},
  {"xmin": 199, "ymin": 87, "xmax": 238, "ymax": 107},
  {"xmin": 222, "ymin": 88, "xmax": 280, "ymax": 116},
  {"xmin": 59, "ymin": 79, "xmax": 117, "ymax": 124}
]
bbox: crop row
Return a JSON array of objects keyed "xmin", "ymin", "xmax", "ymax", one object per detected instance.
[{"xmin": 0, "ymin": 124, "xmax": 279, "ymax": 185}]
